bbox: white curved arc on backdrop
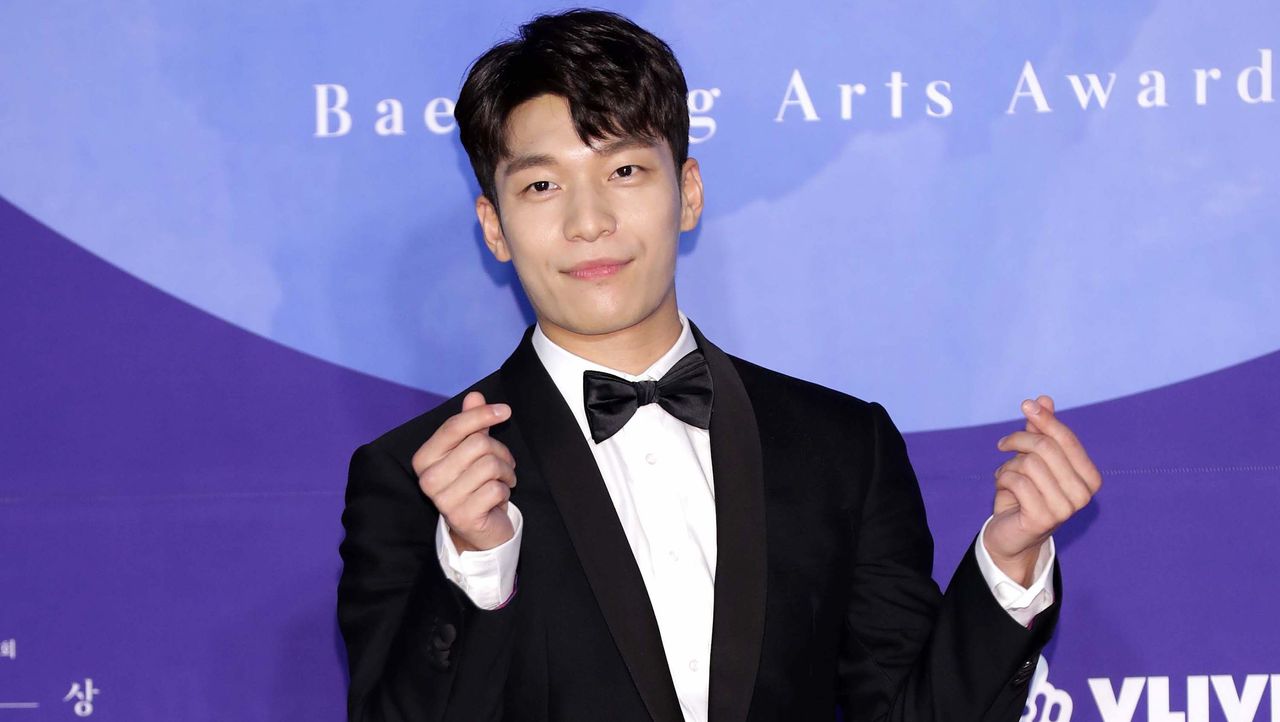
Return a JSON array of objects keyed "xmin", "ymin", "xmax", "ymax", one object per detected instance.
[{"xmin": 1, "ymin": 0, "xmax": 1277, "ymax": 430}]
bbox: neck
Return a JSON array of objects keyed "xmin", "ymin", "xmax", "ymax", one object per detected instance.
[{"xmin": 538, "ymin": 292, "xmax": 682, "ymax": 375}]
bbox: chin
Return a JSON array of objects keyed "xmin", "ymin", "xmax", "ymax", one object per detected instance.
[
  {"xmin": 562, "ymin": 307, "xmax": 645, "ymax": 336},
  {"xmin": 573, "ymin": 317, "xmax": 635, "ymax": 337}
]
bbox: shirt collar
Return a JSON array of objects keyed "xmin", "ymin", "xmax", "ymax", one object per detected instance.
[{"xmin": 531, "ymin": 308, "xmax": 697, "ymax": 440}]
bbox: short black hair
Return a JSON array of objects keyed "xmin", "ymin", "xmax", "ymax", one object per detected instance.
[{"xmin": 454, "ymin": 8, "xmax": 690, "ymax": 212}]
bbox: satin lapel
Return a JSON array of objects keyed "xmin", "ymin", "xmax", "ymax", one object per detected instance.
[
  {"xmin": 689, "ymin": 320, "xmax": 768, "ymax": 722},
  {"xmin": 499, "ymin": 326, "xmax": 684, "ymax": 722}
]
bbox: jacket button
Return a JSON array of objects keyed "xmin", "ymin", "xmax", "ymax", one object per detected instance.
[
  {"xmin": 428, "ymin": 646, "xmax": 452, "ymax": 671},
  {"xmin": 432, "ymin": 623, "xmax": 457, "ymax": 649}
]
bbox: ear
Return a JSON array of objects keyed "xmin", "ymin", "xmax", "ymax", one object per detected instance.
[
  {"xmin": 476, "ymin": 194, "xmax": 512, "ymax": 262},
  {"xmin": 678, "ymin": 157, "xmax": 704, "ymax": 232}
]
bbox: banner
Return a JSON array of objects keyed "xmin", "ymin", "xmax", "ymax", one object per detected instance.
[{"xmin": 2, "ymin": 2, "xmax": 1277, "ymax": 719}]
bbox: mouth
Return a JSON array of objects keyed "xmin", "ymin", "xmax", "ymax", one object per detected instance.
[{"xmin": 564, "ymin": 258, "xmax": 631, "ymax": 280}]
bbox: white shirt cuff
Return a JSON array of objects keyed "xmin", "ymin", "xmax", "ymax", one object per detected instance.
[
  {"xmin": 975, "ymin": 514, "xmax": 1056, "ymax": 627},
  {"xmin": 435, "ymin": 501, "xmax": 523, "ymax": 610}
]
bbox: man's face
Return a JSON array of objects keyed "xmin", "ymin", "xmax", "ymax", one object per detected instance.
[{"xmin": 476, "ymin": 93, "xmax": 703, "ymax": 339}]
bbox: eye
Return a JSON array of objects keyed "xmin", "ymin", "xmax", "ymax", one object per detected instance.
[
  {"xmin": 613, "ymin": 164, "xmax": 641, "ymax": 179},
  {"xmin": 524, "ymin": 180, "xmax": 557, "ymax": 194}
]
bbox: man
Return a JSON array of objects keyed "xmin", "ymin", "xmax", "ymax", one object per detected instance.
[{"xmin": 337, "ymin": 9, "xmax": 1101, "ymax": 722}]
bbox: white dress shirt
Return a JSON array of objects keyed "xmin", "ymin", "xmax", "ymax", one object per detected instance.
[{"xmin": 436, "ymin": 309, "xmax": 1055, "ymax": 722}]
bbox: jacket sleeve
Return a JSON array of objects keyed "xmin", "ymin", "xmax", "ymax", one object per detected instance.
[
  {"xmin": 338, "ymin": 441, "xmax": 519, "ymax": 722},
  {"xmin": 836, "ymin": 402, "xmax": 1062, "ymax": 721}
]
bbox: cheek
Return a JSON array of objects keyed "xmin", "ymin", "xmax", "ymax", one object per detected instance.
[
  {"xmin": 499, "ymin": 238, "xmax": 552, "ymax": 294},
  {"xmin": 622, "ymin": 186, "xmax": 682, "ymax": 238},
  {"xmin": 515, "ymin": 254, "xmax": 559, "ymax": 295},
  {"xmin": 494, "ymin": 212, "xmax": 552, "ymax": 267}
]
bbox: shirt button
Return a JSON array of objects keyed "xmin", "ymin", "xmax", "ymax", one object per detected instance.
[
  {"xmin": 688, "ymin": 659, "xmax": 699, "ymax": 672},
  {"xmin": 668, "ymin": 550, "xmax": 679, "ymax": 562},
  {"xmin": 645, "ymin": 452, "xmax": 658, "ymax": 465}
]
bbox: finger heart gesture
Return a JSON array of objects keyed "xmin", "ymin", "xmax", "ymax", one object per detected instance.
[{"xmin": 986, "ymin": 395, "xmax": 1103, "ymax": 575}]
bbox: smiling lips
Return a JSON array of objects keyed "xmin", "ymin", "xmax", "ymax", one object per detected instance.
[{"xmin": 565, "ymin": 258, "xmax": 630, "ymax": 280}]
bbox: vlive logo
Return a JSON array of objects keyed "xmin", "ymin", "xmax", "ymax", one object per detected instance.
[
  {"xmin": 1023, "ymin": 656, "xmax": 1073, "ymax": 722},
  {"xmin": 1021, "ymin": 657, "xmax": 1280, "ymax": 722}
]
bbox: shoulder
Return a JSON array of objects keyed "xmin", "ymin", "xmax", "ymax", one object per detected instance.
[
  {"xmin": 726, "ymin": 352, "xmax": 876, "ymax": 416},
  {"xmin": 357, "ymin": 369, "xmax": 506, "ymax": 473},
  {"xmin": 724, "ymin": 352, "xmax": 895, "ymax": 436}
]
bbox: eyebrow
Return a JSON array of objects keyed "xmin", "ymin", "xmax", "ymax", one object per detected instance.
[{"xmin": 501, "ymin": 137, "xmax": 659, "ymax": 179}]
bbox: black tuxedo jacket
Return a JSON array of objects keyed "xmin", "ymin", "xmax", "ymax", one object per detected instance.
[{"xmin": 338, "ymin": 319, "xmax": 1061, "ymax": 722}]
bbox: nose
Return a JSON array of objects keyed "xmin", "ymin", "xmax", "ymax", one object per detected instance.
[{"xmin": 563, "ymin": 186, "xmax": 617, "ymax": 243}]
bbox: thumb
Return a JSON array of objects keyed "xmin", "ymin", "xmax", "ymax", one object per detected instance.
[
  {"xmin": 462, "ymin": 390, "xmax": 492, "ymax": 436},
  {"xmin": 1023, "ymin": 394, "xmax": 1055, "ymax": 433}
]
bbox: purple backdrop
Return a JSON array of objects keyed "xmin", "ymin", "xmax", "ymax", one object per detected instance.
[{"xmin": 3, "ymin": 193, "xmax": 1278, "ymax": 719}]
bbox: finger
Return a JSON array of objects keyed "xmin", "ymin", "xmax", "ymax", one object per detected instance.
[
  {"xmin": 1005, "ymin": 452, "xmax": 1078, "ymax": 522},
  {"xmin": 1009, "ymin": 402, "xmax": 1102, "ymax": 495},
  {"xmin": 463, "ymin": 389, "xmax": 485, "ymax": 411},
  {"xmin": 455, "ymin": 434, "xmax": 516, "ymax": 482},
  {"xmin": 439, "ymin": 451, "xmax": 517, "ymax": 510},
  {"xmin": 1022, "ymin": 397, "xmax": 1045, "ymax": 434},
  {"xmin": 1009, "ymin": 426, "xmax": 1094, "ymax": 510},
  {"xmin": 1019, "ymin": 396, "xmax": 1083, "ymax": 467},
  {"xmin": 434, "ymin": 453, "xmax": 517, "ymax": 516},
  {"xmin": 996, "ymin": 431, "xmax": 1091, "ymax": 509},
  {"xmin": 418, "ymin": 432, "xmax": 517, "ymax": 498},
  {"xmin": 454, "ymin": 479, "xmax": 513, "ymax": 528},
  {"xmin": 1010, "ymin": 451, "xmax": 1093, "ymax": 511},
  {"xmin": 412, "ymin": 392, "xmax": 511, "ymax": 474},
  {"xmin": 995, "ymin": 469, "xmax": 1052, "ymax": 531},
  {"xmin": 1024, "ymin": 395, "xmax": 1058, "ymax": 433},
  {"xmin": 1059, "ymin": 467, "xmax": 1095, "ymax": 510},
  {"xmin": 992, "ymin": 486, "xmax": 1018, "ymax": 516},
  {"xmin": 463, "ymin": 391, "xmax": 490, "ymax": 437},
  {"xmin": 992, "ymin": 455, "xmax": 1017, "ymax": 480}
]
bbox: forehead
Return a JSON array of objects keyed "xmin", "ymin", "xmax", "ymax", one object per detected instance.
[
  {"xmin": 503, "ymin": 94, "xmax": 577, "ymax": 148},
  {"xmin": 499, "ymin": 94, "xmax": 663, "ymax": 171}
]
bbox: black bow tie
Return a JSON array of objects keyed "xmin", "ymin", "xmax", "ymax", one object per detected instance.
[{"xmin": 582, "ymin": 349, "xmax": 714, "ymax": 443}]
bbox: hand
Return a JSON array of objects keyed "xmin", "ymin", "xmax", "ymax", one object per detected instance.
[
  {"xmin": 986, "ymin": 395, "xmax": 1102, "ymax": 584},
  {"xmin": 411, "ymin": 391, "xmax": 518, "ymax": 552}
]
